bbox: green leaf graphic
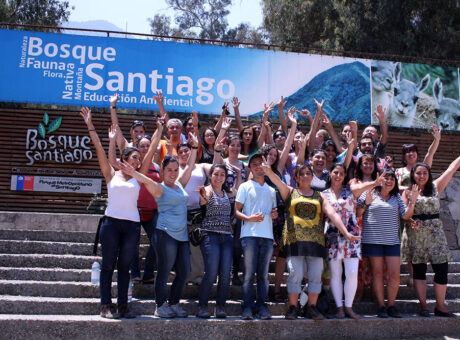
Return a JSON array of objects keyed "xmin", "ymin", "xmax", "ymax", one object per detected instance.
[
  {"xmin": 47, "ymin": 117, "xmax": 62, "ymax": 133},
  {"xmin": 43, "ymin": 112, "xmax": 49, "ymax": 125},
  {"xmin": 38, "ymin": 123, "xmax": 46, "ymax": 138}
]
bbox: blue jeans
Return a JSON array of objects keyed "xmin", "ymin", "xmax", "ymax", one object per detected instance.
[
  {"xmin": 99, "ymin": 217, "xmax": 140, "ymax": 306},
  {"xmin": 241, "ymin": 236, "xmax": 273, "ymax": 311},
  {"xmin": 130, "ymin": 211, "xmax": 158, "ymax": 280},
  {"xmin": 154, "ymin": 229, "xmax": 190, "ymax": 305},
  {"xmin": 198, "ymin": 233, "xmax": 233, "ymax": 306}
]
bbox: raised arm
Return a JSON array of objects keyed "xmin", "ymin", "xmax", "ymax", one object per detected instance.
[
  {"xmin": 261, "ymin": 156, "xmax": 293, "ymax": 201},
  {"xmin": 154, "ymin": 91, "xmax": 168, "ymax": 123},
  {"xmin": 227, "ymin": 163, "xmax": 242, "ymax": 198},
  {"xmin": 307, "ymin": 98, "xmax": 324, "ymax": 152},
  {"xmin": 277, "ymin": 96, "xmax": 288, "ymax": 134},
  {"xmin": 277, "ymin": 107, "xmax": 297, "ymax": 172},
  {"xmin": 264, "ymin": 120, "xmax": 274, "ymax": 145},
  {"xmin": 232, "ymin": 97, "xmax": 244, "ymax": 133},
  {"xmin": 350, "ymin": 171, "xmax": 385, "ymax": 199},
  {"xmin": 109, "ymin": 94, "xmax": 128, "ymax": 152},
  {"xmin": 118, "ymin": 160, "xmax": 163, "ymax": 198},
  {"xmin": 296, "ymin": 133, "xmax": 308, "ymax": 166},
  {"xmin": 401, "ymin": 185, "xmax": 419, "ymax": 220},
  {"xmin": 178, "ymin": 132, "xmax": 199, "ymax": 187},
  {"xmin": 139, "ymin": 116, "xmax": 164, "ymax": 174},
  {"xmin": 297, "ymin": 108, "xmax": 313, "ymax": 126},
  {"xmin": 214, "ymin": 102, "xmax": 229, "ymax": 133},
  {"xmin": 343, "ymin": 138, "xmax": 356, "ymax": 169},
  {"xmin": 434, "ymin": 155, "xmax": 460, "ymax": 195},
  {"xmin": 375, "ymin": 105, "xmax": 388, "ymax": 146},
  {"xmin": 321, "ymin": 193, "xmax": 361, "ymax": 242},
  {"xmin": 257, "ymin": 102, "xmax": 274, "ymax": 147},
  {"xmin": 322, "ymin": 111, "xmax": 344, "ymax": 153},
  {"xmin": 80, "ymin": 107, "xmax": 114, "ymax": 183},
  {"xmin": 108, "ymin": 124, "xmax": 121, "ymax": 169},
  {"xmin": 423, "ymin": 125, "xmax": 441, "ymax": 167}
]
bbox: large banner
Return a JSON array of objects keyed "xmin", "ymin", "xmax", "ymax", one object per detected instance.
[{"xmin": 0, "ymin": 29, "xmax": 458, "ymax": 129}]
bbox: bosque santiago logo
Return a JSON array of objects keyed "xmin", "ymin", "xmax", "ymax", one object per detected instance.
[{"xmin": 25, "ymin": 112, "xmax": 93, "ymax": 165}]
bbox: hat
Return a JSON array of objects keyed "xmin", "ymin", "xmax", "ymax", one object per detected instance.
[{"xmin": 248, "ymin": 153, "xmax": 263, "ymax": 166}]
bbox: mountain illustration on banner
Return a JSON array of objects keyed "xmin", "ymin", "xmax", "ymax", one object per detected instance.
[{"xmin": 250, "ymin": 61, "xmax": 371, "ymax": 125}]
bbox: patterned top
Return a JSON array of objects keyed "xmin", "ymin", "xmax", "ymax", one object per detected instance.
[
  {"xmin": 226, "ymin": 161, "xmax": 248, "ymax": 203},
  {"xmin": 282, "ymin": 189, "xmax": 326, "ymax": 258},
  {"xmin": 401, "ymin": 185, "xmax": 451, "ymax": 264},
  {"xmin": 201, "ymin": 189, "xmax": 232, "ymax": 234},
  {"xmin": 323, "ymin": 186, "xmax": 361, "ymax": 260}
]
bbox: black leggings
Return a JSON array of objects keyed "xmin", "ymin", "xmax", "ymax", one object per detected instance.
[{"xmin": 412, "ymin": 262, "xmax": 448, "ymax": 284}]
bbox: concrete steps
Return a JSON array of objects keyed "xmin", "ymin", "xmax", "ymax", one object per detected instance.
[
  {"xmin": 0, "ymin": 314, "xmax": 459, "ymax": 340},
  {"xmin": 1, "ymin": 224, "xmax": 459, "ymax": 339}
]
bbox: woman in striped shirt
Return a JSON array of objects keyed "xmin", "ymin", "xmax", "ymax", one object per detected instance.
[{"xmin": 357, "ymin": 170, "xmax": 419, "ymax": 318}]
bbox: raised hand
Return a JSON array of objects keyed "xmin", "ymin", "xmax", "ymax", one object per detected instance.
[
  {"xmin": 287, "ymin": 107, "xmax": 297, "ymax": 125},
  {"xmin": 432, "ymin": 124, "xmax": 442, "ymax": 141},
  {"xmin": 232, "ymin": 97, "xmax": 240, "ymax": 109},
  {"xmin": 222, "ymin": 117, "xmax": 232, "ymax": 130},
  {"xmin": 408, "ymin": 184, "xmax": 421, "ymax": 204},
  {"xmin": 365, "ymin": 188, "xmax": 376, "ymax": 205},
  {"xmin": 374, "ymin": 171, "xmax": 386, "ymax": 187},
  {"xmin": 375, "ymin": 105, "xmax": 386, "ymax": 121},
  {"xmin": 314, "ymin": 98, "xmax": 325, "ymax": 113},
  {"xmin": 156, "ymin": 116, "xmax": 165, "ymax": 131},
  {"xmin": 196, "ymin": 185, "xmax": 207, "ymax": 201},
  {"xmin": 277, "ymin": 96, "xmax": 287, "ymax": 111},
  {"xmin": 108, "ymin": 124, "xmax": 119, "ymax": 141},
  {"xmin": 153, "ymin": 91, "xmax": 164, "ymax": 106},
  {"xmin": 247, "ymin": 212, "xmax": 264, "ymax": 223},
  {"xmin": 192, "ymin": 110, "xmax": 199, "ymax": 127},
  {"xmin": 80, "ymin": 107, "xmax": 92, "ymax": 125},
  {"xmin": 188, "ymin": 132, "xmax": 199, "ymax": 148},
  {"xmin": 322, "ymin": 111, "xmax": 332, "ymax": 127},
  {"xmin": 297, "ymin": 109, "xmax": 311, "ymax": 119},
  {"xmin": 222, "ymin": 102, "xmax": 230, "ymax": 116},
  {"xmin": 263, "ymin": 102, "xmax": 275, "ymax": 117},
  {"xmin": 261, "ymin": 156, "xmax": 272, "ymax": 173},
  {"xmin": 349, "ymin": 121, "xmax": 358, "ymax": 134},
  {"xmin": 118, "ymin": 160, "xmax": 135, "ymax": 176},
  {"xmin": 164, "ymin": 136, "xmax": 173, "ymax": 155},
  {"xmin": 109, "ymin": 94, "xmax": 119, "ymax": 106}
]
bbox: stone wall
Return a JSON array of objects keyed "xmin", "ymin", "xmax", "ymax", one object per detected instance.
[{"xmin": 440, "ymin": 173, "xmax": 460, "ymax": 260}]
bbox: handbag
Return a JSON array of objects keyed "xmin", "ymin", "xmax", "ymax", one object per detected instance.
[{"xmin": 187, "ymin": 208, "xmax": 205, "ymax": 246}]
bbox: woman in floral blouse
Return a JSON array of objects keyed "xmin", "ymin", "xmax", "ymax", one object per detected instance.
[{"xmin": 324, "ymin": 163, "xmax": 361, "ymax": 319}]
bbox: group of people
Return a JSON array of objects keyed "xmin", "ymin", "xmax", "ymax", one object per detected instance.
[{"xmin": 80, "ymin": 92, "xmax": 460, "ymax": 320}]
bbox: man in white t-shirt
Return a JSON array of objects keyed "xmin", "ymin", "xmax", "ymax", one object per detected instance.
[{"xmin": 235, "ymin": 153, "xmax": 277, "ymax": 320}]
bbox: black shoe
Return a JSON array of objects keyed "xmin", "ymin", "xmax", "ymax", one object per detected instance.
[
  {"xmin": 285, "ymin": 305, "xmax": 298, "ymax": 320},
  {"xmin": 387, "ymin": 306, "xmax": 402, "ymax": 318},
  {"xmin": 118, "ymin": 304, "xmax": 136, "ymax": 319},
  {"xmin": 377, "ymin": 306, "xmax": 388, "ymax": 318},
  {"xmin": 434, "ymin": 308, "xmax": 456, "ymax": 318},
  {"xmin": 419, "ymin": 309, "xmax": 430, "ymax": 317},
  {"xmin": 305, "ymin": 305, "xmax": 324, "ymax": 320}
]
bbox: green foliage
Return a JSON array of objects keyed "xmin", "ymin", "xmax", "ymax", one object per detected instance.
[
  {"xmin": 149, "ymin": 0, "xmax": 265, "ymax": 44},
  {"xmin": 38, "ymin": 123, "xmax": 46, "ymax": 138},
  {"xmin": 43, "ymin": 112, "xmax": 49, "ymax": 125},
  {"xmin": 261, "ymin": 0, "xmax": 459, "ymax": 60},
  {"xmin": 0, "ymin": 0, "xmax": 71, "ymax": 31}
]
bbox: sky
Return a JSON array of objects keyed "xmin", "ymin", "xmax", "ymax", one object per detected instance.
[{"xmin": 65, "ymin": 0, "xmax": 264, "ymax": 35}]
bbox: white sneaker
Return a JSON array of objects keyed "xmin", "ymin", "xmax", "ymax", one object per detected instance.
[
  {"xmin": 155, "ymin": 302, "xmax": 176, "ymax": 318},
  {"xmin": 170, "ymin": 303, "xmax": 188, "ymax": 318}
]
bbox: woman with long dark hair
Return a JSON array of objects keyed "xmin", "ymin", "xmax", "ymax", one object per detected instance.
[
  {"xmin": 195, "ymin": 164, "xmax": 238, "ymax": 318},
  {"xmin": 402, "ymin": 157, "xmax": 460, "ymax": 317},
  {"xmin": 80, "ymin": 107, "xmax": 156, "ymax": 319},
  {"xmin": 357, "ymin": 170, "xmax": 419, "ymax": 318}
]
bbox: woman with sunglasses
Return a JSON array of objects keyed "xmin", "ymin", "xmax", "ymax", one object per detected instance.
[{"xmin": 402, "ymin": 157, "xmax": 460, "ymax": 317}]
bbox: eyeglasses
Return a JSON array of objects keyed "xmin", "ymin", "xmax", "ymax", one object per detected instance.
[{"xmin": 136, "ymin": 134, "xmax": 151, "ymax": 140}]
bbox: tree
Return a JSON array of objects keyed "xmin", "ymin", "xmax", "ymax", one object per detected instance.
[
  {"xmin": 262, "ymin": 0, "xmax": 459, "ymax": 60},
  {"xmin": 149, "ymin": 0, "xmax": 265, "ymax": 45},
  {"xmin": 0, "ymin": 0, "xmax": 71, "ymax": 31}
]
